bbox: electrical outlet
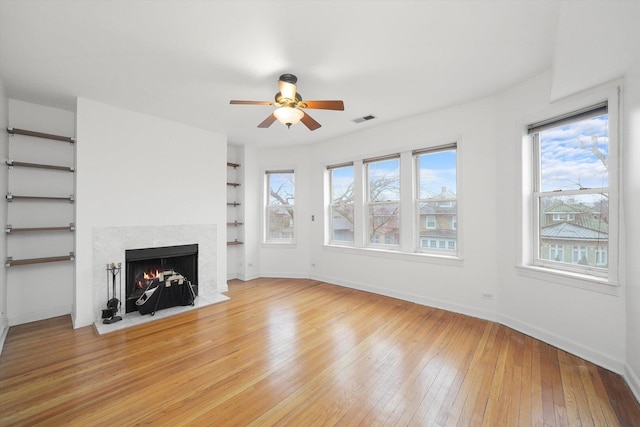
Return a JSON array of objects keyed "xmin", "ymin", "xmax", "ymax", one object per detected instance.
[{"xmin": 481, "ymin": 292, "xmax": 494, "ymax": 301}]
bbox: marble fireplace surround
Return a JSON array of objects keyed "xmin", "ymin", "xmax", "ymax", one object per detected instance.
[{"xmin": 92, "ymin": 224, "xmax": 218, "ymax": 324}]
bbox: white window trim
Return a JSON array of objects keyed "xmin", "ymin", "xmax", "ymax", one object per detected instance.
[
  {"xmin": 365, "ymin": 156, "xmax": 401, "ymax": 249},
  {"xmin": 327, "ymin": 163, "xmax": 356, "ymax": 246},
  {"xmin": 414, "ymin": 143, "xmax": 459, "ymax": 256},
  {"xmin": 517, "ymin": 82, "xmax": 620, "ymax": 293},
  {"xmin": 263, "ymin": 168, "xmax": 297, "ymax": 245},
  {"xmin": 323, "ymin": 139, "xmax": 463, "ymax": 265}
]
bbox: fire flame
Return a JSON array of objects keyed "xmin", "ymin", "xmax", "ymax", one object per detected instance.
[
  {"xmin": 143, "ymin": 270, "xmax": 160, "ymax": 280},
  {"xmin": 137, "ymin": 269, "xmax": 161, "ymax": 288}
]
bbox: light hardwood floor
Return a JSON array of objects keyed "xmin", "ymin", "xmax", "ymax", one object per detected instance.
[{"xmin": 1, "ymin": 278, "xmax": 639, "ymax": 426}]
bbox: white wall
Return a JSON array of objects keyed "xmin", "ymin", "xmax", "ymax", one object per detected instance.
[
  {"xmin": 624, "ymin": 58, "xmax": 640, "ymax": 400},
  {"xmin": 305, "ymin": 96, "xmax": 499, "ymax": 320},
  {"xmin": 74, "ymin": 98, "xmax": 227, "ymax": 328},
  {"xmin": 5, "ymin": 100, "xmax": 75, "ymax": 326},
  {"xmin": 495, "ymin": 72, "xmax": 626, "ymax": 373},
  {"xmin": 244, "ymin": 144, "xmax": 312, "ymax": 279}
]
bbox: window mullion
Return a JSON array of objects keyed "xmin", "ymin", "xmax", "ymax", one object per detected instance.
[
  {"xmin": 353, "ymin": 160, "xmax": 365, "ymax": 247},
  {"xmin": 400, "ymin": 151, "xmax": 413, "ymax": 252}
]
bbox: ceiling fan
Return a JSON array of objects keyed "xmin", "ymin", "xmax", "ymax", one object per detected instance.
[{"xmin": 230, "ymin": 74, "xmax": 344, "ymax": 131}]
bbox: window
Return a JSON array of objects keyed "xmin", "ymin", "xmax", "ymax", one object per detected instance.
[
  {"xmin": 548, "ymin": 244, "xmax": 564, "ymax": 262},
  {"xmin": 596, "ymin": 247, "xmax": 607, "ymax": 266},
  {"xmin": 265, "ymin": 170, "xmax": 295, "ymax": 243},
  {"xmin": 415, "ymin": 144, "xmax": 457, "ymax": 254},
  {"xmin": 529, "ymin": 102, "xmax": 610, "ymax": 277},
  {"xmin": 324, "ymin": 142, "xmax": 461, "ymax": 264},
  {"xmin": 572, "ymin": 246, "xmax": 588, "ymax": 264},
  {"xmin": 366, "ymin": 156, "xmax": 400, "ymax": 247},
  {"xmin": 329, "ymin": 163, "xmax": 355, "ymax": 244}
]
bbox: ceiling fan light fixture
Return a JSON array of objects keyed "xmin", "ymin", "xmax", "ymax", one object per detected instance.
[{"xmin": 274, "ymin": 106, "xmax": 304, "ymax": 128}]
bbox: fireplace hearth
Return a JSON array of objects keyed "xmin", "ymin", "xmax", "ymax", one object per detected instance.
[{"xmin": 125, "ymin": 244, "xmax": 198, "ymax": 313}]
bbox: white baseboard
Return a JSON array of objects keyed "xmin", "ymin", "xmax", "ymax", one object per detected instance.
[
  {"xmin": 312, "ymin": 273, "xmax": 497, "ymax": 323},
  {"xmin": 625, "ymin": 364, "xmax": 640, "ymax": 404},
  {"xmin": 235, "ymin": 272, "xmax": 260, "ymax": 282},
  {"xmin": 260, "ymin": 272, "xmax": 311, "ymax": 280},
  {"xmin": 0, "ymin": 315, "xmax": 8, "ymax": 355},
  {"xmin": 498, "ymin": 313, "xmax": 625, "ymax": 375},
  {"xmin": 9, "ymin": 305, "xmax": 72, "ymax": 327}
]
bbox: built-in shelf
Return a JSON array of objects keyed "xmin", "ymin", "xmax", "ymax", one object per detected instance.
[
  {"xmin": 5, "ymin": 126, "xmax": 76, "ymax": 271},
  {"xmin": 7, "ymin": 127, "xmax": 75, "ymax": 143},
  {"xmin": 227, "ymin": 162, "xmax": 242, "ymax": 248},
  {"xmin": 6, "ymin": 253, "xmax": 75, "ymax": 267},
  {"xmin": 5, "ymin": 159, "xmax": 74, "ymax": 172},
  {"xmin": 6, "ymin": 193, "xmax": 74, "ymax": 203},
  {"xmin": 6, "ymin": 224, "xmax": 75, "ymax": 234}
]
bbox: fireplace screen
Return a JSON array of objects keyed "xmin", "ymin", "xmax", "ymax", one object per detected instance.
[{"xmin": 125, "ymin": 244, "xmax": 198, "ymax": 313}]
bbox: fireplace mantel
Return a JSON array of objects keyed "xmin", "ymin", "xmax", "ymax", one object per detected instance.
[{"xmin": 92, "ymin": 224, "xmax": 217, "ymax": 322}]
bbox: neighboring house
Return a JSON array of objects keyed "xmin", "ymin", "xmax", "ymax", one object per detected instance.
[
  {"xmin": 539, "ymin": 200, "xmax": 608, "ymax": 267},
  {"xmin": 369, "ymin": 204, "xmax": 400, "ymax": 245},
  {"xmin": 331, "ymin": 214, "xmax": 354, "ymax": 242},
  {"xmin": 418, "ymin": 187, "xmax": 457, "ymax": 250}
]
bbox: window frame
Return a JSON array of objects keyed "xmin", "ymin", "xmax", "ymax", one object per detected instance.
[
  {"xmin": 323, "ymin": 141, "xmax": 462, "ymax": 266},
  {"xmin": 518, "ymin": 83, "xmax": 620, "ymax": 293},
  {"xmin": 264, "ymin": 169, "xmax": 296, "ymax": 245},
  {"xmin": 365, "ymin": 155, "xmax": 401, "ymax": 249},
  {"xmin": 414, "ymin": 143, "xmax": 458, "ymax": 256},
  {"xmin": 530, "ymin": 104, "xmax": 609, "ymax": 279},
  {"xmin": 328, "ymin": 163, "xmax": 355, "ymax": 246}
]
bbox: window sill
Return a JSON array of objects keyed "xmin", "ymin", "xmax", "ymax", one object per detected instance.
[
  {"xmin": 516, "ymin": 265, "xmax": 619, "ymax": 296},
  {"xmin": 323, "ymin": 244, "xmax": 464, "ymax": 267}
]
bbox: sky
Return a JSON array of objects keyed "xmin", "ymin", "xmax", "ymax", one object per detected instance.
[
  {"xmin": 330, "ymin": 150, "xmax": 458, "ymax": 202},
  {"xmin": 539, "ymin": 114, "xmax": 608, "ymax": 192}
]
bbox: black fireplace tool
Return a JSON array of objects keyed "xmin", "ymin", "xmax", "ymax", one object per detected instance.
[{"xmin": 102, "ymin": 263, "xmax": 122, "ymax": 324}]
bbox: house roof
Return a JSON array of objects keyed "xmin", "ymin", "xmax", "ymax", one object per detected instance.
[{"xmin": 541, "ymin": 222, "xmax": 608, "ymax": 241}]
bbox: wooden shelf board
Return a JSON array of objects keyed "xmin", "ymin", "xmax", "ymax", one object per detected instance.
[
  {"xmin": 7, "ymin": 127, "xmax": 74, "ymax": 143},
  {"xmin": 6, "ymin": 160, "xmax": 73, "ymax": 172},
  {"xmin": 7, "ymin": 194, "xmax": 74, "ymax": 202},
  {"xmin": 7, "ymin": 226, "xmax": 74, "ymax": 234},
  {"xmin": 6, "ymin": 254, "xmax": 75, "ymax": 267}
]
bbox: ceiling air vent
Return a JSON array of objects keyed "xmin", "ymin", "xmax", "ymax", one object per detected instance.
[{"xmin": 352, "ymin": 114, "xmax": 377, "ymax": 124}]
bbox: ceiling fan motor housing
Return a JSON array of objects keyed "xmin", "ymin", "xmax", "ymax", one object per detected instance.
[{"xmin": 279, "ymin": 73, "xmax": 298, "ymax": 84}]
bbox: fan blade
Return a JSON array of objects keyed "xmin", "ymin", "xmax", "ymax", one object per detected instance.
[
  {"xmin": 300, "ymin": 112, "xmax": 321, "ymax": 131},
  {"xmin": 278, "ymin": 80, "xmax": 297, "ymax": 100},
  {"xmin": 230, "ymin": 100, "xmax": 273, "ymax": 106},
  {"xmin": 301, "ymin": 100, "xmax": 344, "ymax": 110},
  {"xmin": 258, "ymin": 113, "xmax": 277, "ymax": 128}
]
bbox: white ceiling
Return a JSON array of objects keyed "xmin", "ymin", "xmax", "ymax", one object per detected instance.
[{"xmin": 1, "ymin": 1, "xmax": 638, "ymax": 147}]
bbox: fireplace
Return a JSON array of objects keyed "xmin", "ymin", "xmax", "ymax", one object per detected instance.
[{"xmin": 125, "ymin": 244, "xmax": 198, "ymax": 313}]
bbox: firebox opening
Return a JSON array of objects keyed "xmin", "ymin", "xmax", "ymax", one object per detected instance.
[{"xmin": 125, "ymin": 244, "xmax": 198, "ymax": 313}]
